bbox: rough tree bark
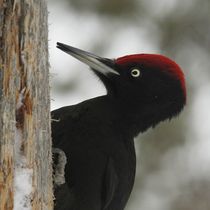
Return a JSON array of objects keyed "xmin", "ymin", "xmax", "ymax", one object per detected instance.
[{"xmin": 0, "ymin": 0, "xmax": 53, "ymax": 209}]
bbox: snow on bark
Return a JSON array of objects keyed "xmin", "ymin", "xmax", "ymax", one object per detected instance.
[
  {"xmin": 14, "ymin": 167, "xmax": 32, "ymax": 210},
  {"xmin": 14, "ymin": 91, "xmax": 32, "ymax": 210}
]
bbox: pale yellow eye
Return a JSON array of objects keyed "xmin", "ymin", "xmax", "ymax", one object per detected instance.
[{"xmin": 131, "ymin": 69, "xmax": 141, "ymax": 77}]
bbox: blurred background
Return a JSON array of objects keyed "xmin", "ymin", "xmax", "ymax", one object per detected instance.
[{"xmin": 48, "ymin": 0, "xmax": 210, "ymax": 209}]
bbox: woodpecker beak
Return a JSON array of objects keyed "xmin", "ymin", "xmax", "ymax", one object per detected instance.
[{"xmin": 57, "ymin": 42, "xmax": 119, "ymax": 76}]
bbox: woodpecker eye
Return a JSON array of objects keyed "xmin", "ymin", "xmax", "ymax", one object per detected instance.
[{"xmin": 131, "ymin": 69, "xmax": 141, "ymax": 77}]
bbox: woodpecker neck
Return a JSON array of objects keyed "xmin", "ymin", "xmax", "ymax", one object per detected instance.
[
  {"xmin": 89, "ymin": 95, "xmax": 181, "ymax": 138},
  {"xmin": 115, "ymin": 105, "xmax": 155, "ymax": 137},
  {"xmin": 102, "ymin": 96, "xmax": 158, "ymax": 137}
]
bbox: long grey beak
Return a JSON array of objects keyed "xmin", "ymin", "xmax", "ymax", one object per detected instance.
[{"xmin": 56, "ymin": 42, "xmax": 119, "ymax": 76}]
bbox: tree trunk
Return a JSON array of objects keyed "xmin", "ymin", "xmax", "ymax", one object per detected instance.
[{"xmin": 0, "ymin": 0, "xmax": 53, "ymax": 209}]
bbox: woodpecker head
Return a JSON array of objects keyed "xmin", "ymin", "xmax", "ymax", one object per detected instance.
[{"xmin": 57, "ymin": 42, "xmax": 186, "ymax": 133}]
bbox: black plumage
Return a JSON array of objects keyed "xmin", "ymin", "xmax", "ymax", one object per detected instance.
[{"xmin": 52, "ymin": 43, "xmax": 186, "ymax": 210}]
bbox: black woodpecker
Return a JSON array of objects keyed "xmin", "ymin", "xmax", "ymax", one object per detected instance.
[{"xmin": 52, "ymin": 42, "xmax": 186, "ymax": 210}]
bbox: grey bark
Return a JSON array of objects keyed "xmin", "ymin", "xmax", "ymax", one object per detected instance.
[{"xmin": 0, "ymin": 0, "xmax": 53, "ymax": 209}]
